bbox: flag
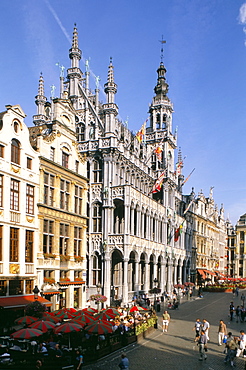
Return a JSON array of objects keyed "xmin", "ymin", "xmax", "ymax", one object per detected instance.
[
  {"xmin": 176, "ymin": 160, "xmax": 183, "ymax": 176},
  {"xmin": 181, "ymin": 168, "xmax": 195, "ymax": 186},
  {"xmin": 136, "ymin": 120, "xmax": 147, "ymax": 143},
  {"xmin": 155, "ymin": 145, "xmax": 162, "ymax": 161},
  {"xmin": 174, "ymin": 224, "xmax": 183, "ymax": 242},
  {"xmin": 183, "ymin": 199, "xmax": 194, "ymax": 215},
  {"xmin": 149, "ymin": 172, "xmax": 165, "ymax": 194}
]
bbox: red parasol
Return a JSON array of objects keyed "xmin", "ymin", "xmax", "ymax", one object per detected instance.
[
  {"xmin": 94, "ymin": 311, "xmax": 116, "ymax": 320},
  {"xmin": 81, "ymin": 307, "xmax": 98, "ymax": 314},
  {"xmin": 29, "ymin": 320, "xmax": 56, "ymax": 332},
  {"xmin": 53, "ymin": 322, "xmax": 82, "ymax": 334},
  {"xmin": 129, "ymin": 305, "xmax": 139, "ymax": 312},
  {"xmin": 15, "ymin": 316, "xmax": 38, "ymax": 325},
  {"xmin": 53, "ymin": 322, "xmax": 81, "ymax": 348},
  {"xmin": 41, "ymin": 314, "xmax": 61, "ymax": 323},
  {"xmin": 101, "ymin": 308, "xmax": 120, "ymax": 316},
  {"xmin": 11, "ymin": 328, "xmax": 43, "ymax": 339},
  {"xmin": 55, "ymin": 312, "xmax": 76, "ymax": 320},
  {"xmin": 85, "ymin": 320, "xmax": 113, "ymax": 335},
  {"xmin": 71, "ymin": 315, "xmax": 96, "ymax": 325}
]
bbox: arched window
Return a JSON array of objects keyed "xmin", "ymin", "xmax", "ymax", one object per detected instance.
[
  {"xmin": 156, "ymin": 114, "xmax": 160, "ymax": 130},
  {"xmin": 11, "ymin": 139, "xmax": 20, "ymax": 165}
]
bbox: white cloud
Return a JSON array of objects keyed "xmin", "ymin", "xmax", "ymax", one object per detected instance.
[{"xmin": 239, "ymin": 3, "xmax": 246, "ymax": 24}]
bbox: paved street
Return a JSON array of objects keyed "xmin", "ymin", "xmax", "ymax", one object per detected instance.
[{"xmin": 83, "ymin": 291, "xmax": 246, "ymax": 370}]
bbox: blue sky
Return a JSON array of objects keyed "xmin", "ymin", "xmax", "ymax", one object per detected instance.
[{"xmin": 1, "ymin": 0, "xmax": 246, "ymax": 225}]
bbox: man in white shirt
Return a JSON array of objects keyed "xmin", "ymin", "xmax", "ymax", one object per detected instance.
[
  {"xmin": 236, "ymin": 330, "xmax": 246, "ymax": 357},
  {"xmin": 202, "ymin": 319, "xmax": 210, "ymax": 341}
]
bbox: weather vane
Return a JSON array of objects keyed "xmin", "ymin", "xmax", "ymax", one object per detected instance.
[{"xmin": 159, "ymin": 35, "xmax": 166, "ymax": 62}]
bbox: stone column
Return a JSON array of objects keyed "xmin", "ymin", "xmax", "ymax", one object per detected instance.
[
  {"xmin": 130, "ymin": 207, "xmax": 134, "ymax": 235},
  {"xmin": 144, "ymin": 261, "xmax": 149, "ymax": 292},
  {"xmin": 173, "ymin": 260, "xmax": 178, "ymax": 285},
  {"xmin": 104, "ymin": 253, "xmax": 111, "ymax": 306},
  {"xmin": 122, "ymin": 258, "xmax": 129, "ymax": 305},
  {"xmin": 134, "ymin": 257, "xmax": 140, "ymax": 294},
  {"xmin": 167, "ymin": 259, "xmax": 172, "ymax": 293}
]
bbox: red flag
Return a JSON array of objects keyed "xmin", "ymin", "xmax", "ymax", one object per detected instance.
[{"xmin": 149, "ymin": 172, "xmax": 165, "ymax": 194}]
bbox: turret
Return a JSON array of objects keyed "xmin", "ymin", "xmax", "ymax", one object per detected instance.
[
  {"xmin": 67, "ymin": 24, "xmax": 83, "ymax": 101},
  {"xmin": 33, "ymin": 73, "xmax": 47, "ymax": 126},
  {"xmin": 102, "ymin": 58, "xmax": 118, "ymax": 136}
]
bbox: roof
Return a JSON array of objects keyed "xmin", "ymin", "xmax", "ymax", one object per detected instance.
[{"xmin": 0, "ymin": 295, "xmax": 52, "ymax": 309}]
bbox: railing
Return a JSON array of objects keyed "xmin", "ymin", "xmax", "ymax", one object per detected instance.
[
  {"xmin": 25, "ymin": 264, "xmax": 34, "ymax": 274},
  {"xmin": 10, "ymin": 211, "xmax": 20, "ymax": 223}
]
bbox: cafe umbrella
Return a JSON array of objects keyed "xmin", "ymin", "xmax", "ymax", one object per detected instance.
[
  {"xmin": 54, "ymin": 322, "xmax": 82, "ymax": 348},
  {"xmin": 11, "ymin": 328, "xmax": 43, "ymax": 340},
  {"xmin": 15, "ymin": 316, "xmax": 38, "ymax": 326},
  {"xmin": 29, "ymin": 320, "xmax": 56, "ymax": 332},
  {"xmin": 85, "ymin": 320, "xmax": 113, "ymax": 335}
]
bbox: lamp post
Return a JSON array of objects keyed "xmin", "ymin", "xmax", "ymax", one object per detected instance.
[
  {"xmin": 153, "ymin": 278, "xmax": 158, "ymax": 310},
  {"xmin": 33, "ymin": 285, "xmax": 40, "ymax": 300},
  {"xmin": 96, "ymin": 283, "xmax": 101, "ymax": 311}
]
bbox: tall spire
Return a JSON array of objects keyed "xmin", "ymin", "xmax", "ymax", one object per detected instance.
[
  {"xmin": 69, "ymin": 24, "xmax": 81, "ymax": 69},
  {"xmin": 104, "ymin": 57, "xmax": 117, "ymax": 104},
  {"xmin": 33, "ymin": 73, "xmax": 47, "ymax": 125}
]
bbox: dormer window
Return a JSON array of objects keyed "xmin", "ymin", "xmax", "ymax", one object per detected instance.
[
  {"xmin": 62, "ymin": 150, "xmax": 69, "ymax": 169},
  {"xmin": 13, "ymin": 121, "xmax": 19, "ymax": 133}
]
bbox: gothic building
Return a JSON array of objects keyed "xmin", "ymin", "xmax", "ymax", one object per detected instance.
[
  {"xmin": 52, "ymin": 26, "xmax": 196, "ymax": 306},
  {"xmin": 0, "ymin": 25, "xmax": 229, "ymax": 310}
]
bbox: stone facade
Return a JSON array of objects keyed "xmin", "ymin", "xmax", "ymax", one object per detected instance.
[{"xmin": 0, "ymin": 105, "xmax": 39, "ymax": 297}]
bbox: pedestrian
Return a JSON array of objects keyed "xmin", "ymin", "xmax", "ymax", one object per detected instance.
[
  {"xmin": 236, "ymin": 329, "xmax": 246, "ymax": 358},
  {"xmin": 235, "ymin": 306, "xmax": 241, "ymax": 323},
  {"xmin": 74, "ymin": 349, "xmax": 83, "ymax": 370},
  {"xmin": 118, "ymin": 353, "xmax": 129, "ymax": 369},
  {"xmin": 193, "ymin": 318, "xmax": 202, "ymax": 342},
  {"xmin": 224, "ymin": 332, "xmax": 237, "ymax": 367},
  {"xmin": 202, "ymin": 319, "xmax": 210, "ymax": 341},
  {"xmin": 241, "ymin": 293, "xmax": 245, "ymax": 307},
  {"xmin": 198, "ymin": 330, "xmax": 208, "ymax": 361},
  {"xmin": 229, "ymin": 302, "xmax": 234, "ymax": 322},
  {"xmin": 218, "ymin": 319, "xmax": 227, "ymax": 346},
  {"xmin": 235, "ymin": 286, "xmax": 239, "ymax": 297},
  {"xmin": 162, "ymin": 310, "xmax": 170, "ymax": 333}
]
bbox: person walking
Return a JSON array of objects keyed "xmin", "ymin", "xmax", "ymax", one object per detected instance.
[
  {"xmin": 198, "ymin": 330, "xmax": 208, "ymax": 361},
  {"xmin": 202, "ymin": 319, "xmax": 210, "ymax": 341},
  {"xmin": 218, "ymin": 319, "xmax": 227, "ymax": 346},
  {"xmin": 224, "ymin": 332, "xmax": 237, "ymax": 367},
  {"xmin": 235, "ymin": 305, "xmax": 241, "ymax": 323},
  {"xmin": 193, "ymin": 318, "xmax": 202, "ymax": 342},
  {"xmin": 74, "ymin": 349, "xmax": 83, "ymax": 370},
  {"xmin": 162, "ymin": 310, "xmax": 170, "ymax": 333},
  {"xmin": 229, "ymin": 302, "xmax": 234, "ymax": 322},
  {"xmin": 236, "ymin": 329, "xmax": 246, "ymax": 358},
  {"xmin": 241, "ymin": 293, "xmax": 245, "ymax": 307},
  {"xmin": 118, "ymin": 353, "xmax": 129, "ymax": 369}
]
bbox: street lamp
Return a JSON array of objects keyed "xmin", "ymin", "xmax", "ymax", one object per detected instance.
[
  {"xmin": 33, "ymin": 285, "xmax": 40, "ymax": 300},
  {"xmin": 96, "ymin": 283, "xmax": 101, "ymax": 311},
  {"xmin": 153, "ymin": 278, "xmax": 158, "ymax": 310}
]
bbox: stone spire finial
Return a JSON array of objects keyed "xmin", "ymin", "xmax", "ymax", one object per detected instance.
[
  {"xmin": 38, "ymin": 72, "xmax": 45, "ymax": 96},
  {"xmin": 107, "ymin": 57, "xmax": 114, "ymax": 83},
  {"xmin": 72, "ymin": 23, "xmax": 79, "ymax": 49}
]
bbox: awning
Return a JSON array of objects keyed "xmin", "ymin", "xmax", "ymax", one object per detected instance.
[
  {"xmin": 204, "ymin": 270, "xmax": 216, "ymax": 276},
  {"xmin": 43, "ymin": 290, "xmax": 60, "ymax": 296},
  {"xmin": 197, "ymin": 269, "xmax": 206, "ymax": 279},
  {"xmin": 0, "ymin": 295, "xmax": 52, "ymax": 309}
]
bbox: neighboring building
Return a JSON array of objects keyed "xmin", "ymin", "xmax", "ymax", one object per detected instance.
[
  {"xmin": 190, "ymin": 187, "xmax": 227, "ymax": 284},
  {"xmin": 0, "ymin": 105, "xmax": 51, "ymax": 310},
  {"xmin": 226, "ymin": 219, "xmax": 236, "ymax": 278},
  {"xmin": 234, "ymin": 214, "xmax": 246, "ymax": 278},
  {"xmin": 29, "ymin": 73, "xmax": 88, "ymax": 310}
]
